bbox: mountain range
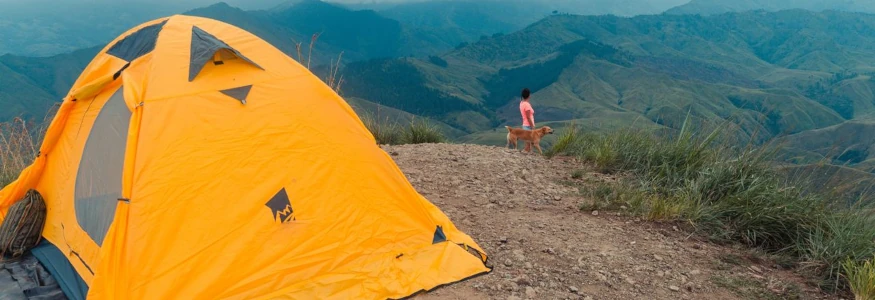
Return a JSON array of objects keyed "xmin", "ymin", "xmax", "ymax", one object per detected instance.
[
  {"xmin": 5, "ymin": 0, "xmax": 875, "ymax": 175},
  {"xmin": 667, "ymin": 0, "xmax": 875, "ymax": 15},
  {"xmin": 341, "ymin": 10, "xmax": 875, "ymax": 144},
  {"xmin": 0, "ymin": 0, "xmax": 688, "ymax": 58}
]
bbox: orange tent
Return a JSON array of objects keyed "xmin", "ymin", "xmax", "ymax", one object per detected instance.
[{"xmin": 0, "ymin": 15, "xmax": 490, "ymax": 299}]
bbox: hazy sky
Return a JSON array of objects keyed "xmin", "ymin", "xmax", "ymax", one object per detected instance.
[
  {"xmin": 0, "ymin": 0, "xmax": 695, "ymax": 24},
  {"xmin": 0, "ymin": 0, "xmax": 691, "ymax": 7}
]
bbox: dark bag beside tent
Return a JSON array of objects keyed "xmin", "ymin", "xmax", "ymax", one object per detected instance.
[{"xmin": 0, "ymin": 189, "xmax": 47, "ymax": 259}]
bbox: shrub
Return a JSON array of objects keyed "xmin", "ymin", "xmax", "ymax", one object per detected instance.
[
  {"xmin": 400, "ymin": 118, "xmax": 446, "ymax": 144},
  {"xmin": 360, "ymin": 114, "xmax": 446, "ymax": 145},
  {"xmin": 547, "ymin": 125, "xmax": 578, "ymax": 157},
  {"xmin": 361, "ymin": 113, "xmax": 401, "ymax": 145}
]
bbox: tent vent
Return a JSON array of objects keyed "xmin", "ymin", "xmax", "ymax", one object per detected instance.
[
  {"xmin": 189, "ymin": 26, "xmax": 263, "ymax": 82},
  {"xmin": 220, "ymin": 85, "xmax": 253, "ymax": 105},
  {"xmin": 106, "ymin": 20, "xmax": 167, "ymax": 62},
  {"xmin": 432, "ymin": 226, "xmax": 447, "ymax": 244}
]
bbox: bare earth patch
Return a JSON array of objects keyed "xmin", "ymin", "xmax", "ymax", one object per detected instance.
[{"xmin": 383, "ymin": 143, "xmax": 837, "ymax": 300}]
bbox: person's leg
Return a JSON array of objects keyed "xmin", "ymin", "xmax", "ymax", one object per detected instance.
[
  {"xmin": 522, "ymin": 126, "xmax": 533, "ymax": 151},
  {"xmin": 521, "ymin": 126, "xmax": 533, "ymax": 152}
]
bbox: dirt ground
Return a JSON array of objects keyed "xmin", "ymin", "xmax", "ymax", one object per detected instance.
[{"xmin": 382, "ymin": 143, "xmax": 839, "ymax": 300}]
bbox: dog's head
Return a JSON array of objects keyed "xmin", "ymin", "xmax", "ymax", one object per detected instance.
[{"xmin": 538, "ymin": 126, "xmax": 554, "ymax": 136}]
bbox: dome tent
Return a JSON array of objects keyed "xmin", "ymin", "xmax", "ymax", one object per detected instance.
[{"xmin": 0, "ymin": 15, "xmax": 490, "ymax": 299}]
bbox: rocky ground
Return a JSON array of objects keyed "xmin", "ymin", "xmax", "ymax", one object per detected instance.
[{"xmin": 383, "ymin": 143, "xmax": 839, "ymax": 300}]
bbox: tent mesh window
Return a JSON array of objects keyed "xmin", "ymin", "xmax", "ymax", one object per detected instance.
[{"xmin": 0, "ymin": 189, "xmax": 47, "ymax": 259}]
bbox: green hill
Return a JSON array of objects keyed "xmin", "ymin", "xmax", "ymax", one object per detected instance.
[
  {"xmin": 268, "ymin": 0, "xmax": 405, "ymax": 59},
  {"xmin": 185, "ymin": 1, "xmax": 394, "ymax": 63},
  {"xmin": 345, "ymin": 97, "xmax": 467, "ymax": 139},
  {"xmin": 0, "ymin": 1, "xmax": 191, "ymax": 56},
  {"xmin": 186, "ymin": 1, "xmax": 543, "ymax": 64},
  {"xmin": 779, "ymin": 120, "xmax": 875, "ymax": 169},
  {"xmin": 0, "ymin": 47, "xmax": 101, "ymax": 97},
  {"xmin": 666, "ymin": 0, "xmax": 875, "ymax": 15},
  {"xmin": 0, "ymin": 47, "xmax": 100, "ymax": 120},
  {"xmin": 341, "ymin": 10, "xmax": 875, "ymax": 142},
  {"xmin": 779, "ymin": 163, "xmax": 875, "ymax": 204},
  {"xmin": 0, "ymin": 62, "xmax": 57, "ymax": 121},
  {"xmin": 375, "ymin": 1, "xmax": 533, "ymax": 57},
  {"xmin": 1, "ymin": 0, "xmax": 533, "ymax": 61},
  {"xmin": 350, "ymin": 0, "xmax": 689, "ymax": 19}
]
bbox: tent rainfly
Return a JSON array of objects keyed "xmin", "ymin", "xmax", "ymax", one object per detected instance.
[{"xmin": 0, "ymin": 15, "xmax": 490, "ymax": 299}]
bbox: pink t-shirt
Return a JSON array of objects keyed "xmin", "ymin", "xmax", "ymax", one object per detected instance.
[{"xmin": 520, "ymin": 100, "xmax": 534, "ymax": 127}]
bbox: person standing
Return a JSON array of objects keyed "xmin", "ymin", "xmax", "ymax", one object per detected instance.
[
  {"xmin": 520, "ymin": 88, "xmax": 535, "ymax": 130},
  {"xmin": 519, "ymin": 88, "xmax": 535, "ymax": 151}
]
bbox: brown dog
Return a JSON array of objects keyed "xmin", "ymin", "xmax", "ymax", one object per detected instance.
[{"xmin": 506, "ymin": 126, "xmax": 554, "ymax": 155}]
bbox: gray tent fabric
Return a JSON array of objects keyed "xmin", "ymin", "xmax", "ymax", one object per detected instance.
[
  {"xmin": 106, "ymin": 20, "xmax": 167, "ymax": 62},
  {"xmin": 0, "ymin": 252, "xmax": 67, "ymax": 300},
  {"xmin": 31, "ymin": 240, "xmax": 88, "ymax": 300},
  {"xmin": 220, "ymin": 85, "xmax": 253, "ymax": 104},
  {"xmin": 189, "ymin": 26, "xmax": 263, "ymax": 82},
  {"xmin": 74, "ymin": 87, "xmax": 130, "ymax": 246}
]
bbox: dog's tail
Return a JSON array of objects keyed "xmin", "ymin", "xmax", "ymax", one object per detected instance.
[{"xmin": 505, "ymin": 126, "xmax": 512, "ymax": 149}]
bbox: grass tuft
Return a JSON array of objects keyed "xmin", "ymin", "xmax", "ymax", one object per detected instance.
[
  {"xmin": 400, "ymin": 118, "xmax": 446, "ymax": 144},
  {"xmin": 547, "ymin": 124, "xmax": 578, "ymax": 157},
  {"xmin": 360, "ymin": 113, "xmax": 446, "ymax": 145},
  {"xmin": 362, "ymin": 113, "xmax": 402, "ymax": 145},
  {"xmin": 842, "ymin": 254, "xmax": 875, "ymax": 300}
]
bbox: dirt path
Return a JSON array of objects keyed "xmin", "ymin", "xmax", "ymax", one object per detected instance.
[{"xmin": 383, "ymin": 144, "xmax": 836, "ymax": 300}]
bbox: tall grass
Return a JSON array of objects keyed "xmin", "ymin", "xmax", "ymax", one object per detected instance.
[
  {"xmin": 547, "ymin": 122, "xmax": 578, "ymax": 158},
  {"xmin": 553, "ymin": 116, "xmax": 875, "ymax": 293},
  {"xmin": 1, "ymin": 107, "xmax": 56, "ymax": 188},
  {"xmin": 399, "ymin": 118, "xmax": 446, "ymax": 144},
  {"xmin": 360, "ymin": 113, "xmax": 446, "ymax": 145},
  {"xmin": 843, "ymin": 254, "xmax": 875, "ymax": 300},
  {"xmin": 361, "ymin": 113, "xmax": 401, "ymax": 145},
  {"xmin": 0, "ymin": 118, "xmax": 44, "ymax": 187}
]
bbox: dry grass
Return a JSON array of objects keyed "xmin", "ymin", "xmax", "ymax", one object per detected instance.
[
  {"xmin": 0, "ymin": 108, "xmax": 54, "ymax": 187},
  {"xmin": 293, "ymin": 32, "xmax": 344, "ymax": 94},
  {"xmin": 0, "ymin": 119, "xmax": 41, "ymax": 187}
]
